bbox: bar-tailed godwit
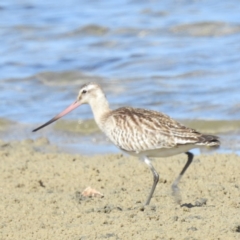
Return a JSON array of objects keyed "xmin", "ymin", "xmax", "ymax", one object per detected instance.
[{"xmin": 33, "ymin": 82, "xmax": 220, "ymax": 205}]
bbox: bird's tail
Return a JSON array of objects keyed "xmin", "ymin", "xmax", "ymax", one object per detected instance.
[{"xmin": 198, "ymin": 134, "xmax": 220, "ymax": 148}]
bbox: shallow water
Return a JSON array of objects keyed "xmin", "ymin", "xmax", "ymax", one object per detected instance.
[{"xmin": 1, "ymin": 0, "xmax": 240, "ymax": 154}]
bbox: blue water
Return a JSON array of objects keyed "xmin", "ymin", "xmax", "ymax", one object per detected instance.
[{"xmin": 1, "ymin": 0, "xmax": 240, "ymax": 153}]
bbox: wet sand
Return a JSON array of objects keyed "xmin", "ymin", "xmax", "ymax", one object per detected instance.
[{"xmin": 1, "ymin": 138, "xmax": 240, "ymax": 239}]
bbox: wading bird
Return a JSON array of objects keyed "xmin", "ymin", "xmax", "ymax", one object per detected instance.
[{"xmin": 33, "ymin": 82, "xmax": 220, "ymax": 205}]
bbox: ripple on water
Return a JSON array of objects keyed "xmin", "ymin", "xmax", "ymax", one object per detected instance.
[
  {"xmin": 171, "ymin": 22, "xmax": 240, "ymax": 37},
  {"xmin": 36, "ymin": 71, "xmax": 103, "ymax": 86}
]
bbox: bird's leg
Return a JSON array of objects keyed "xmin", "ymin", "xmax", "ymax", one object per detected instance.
[
  {"xmin": 171, "ymin": 151, "xmax": 194, "ymax": 204},
  {"xmin": 141, "ymin": 156, "xmax": 159, "ymax": 206}
]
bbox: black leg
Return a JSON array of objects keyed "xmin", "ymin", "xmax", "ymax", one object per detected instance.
[
  {"xmin": 171, "ymin": 152, "xmax": 194, "ymax": 204},
  {"xmin": 141, "ymin": 156, "xmax": 159, "ymax": 205}
]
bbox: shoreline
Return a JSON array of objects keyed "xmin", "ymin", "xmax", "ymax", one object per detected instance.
[
  {"xmin": 1, "ymin": 117, "xmax": 240, "ymax": 156},
  {"xmin": 1, "ymin": 138, "xmax": 240, "ymax": 239}
]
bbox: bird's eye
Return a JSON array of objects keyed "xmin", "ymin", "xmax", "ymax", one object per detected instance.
[{"xmin": 82, "ymin": 90, "xmax": 87, "ymax": 94}]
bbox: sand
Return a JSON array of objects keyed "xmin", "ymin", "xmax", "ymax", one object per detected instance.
[{"xmin": 1, "ymin": 138, "xmax": 240, "ymax": 240}]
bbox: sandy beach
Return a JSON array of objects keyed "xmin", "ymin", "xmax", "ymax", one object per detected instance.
[{"xmin": 1, "ymin": 138, "xmax": 240, "ymax": 240}]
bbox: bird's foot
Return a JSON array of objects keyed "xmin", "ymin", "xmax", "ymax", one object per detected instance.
[{"xmin": 171, "ymin": 185, "xmax": 182, "ymax": 204}]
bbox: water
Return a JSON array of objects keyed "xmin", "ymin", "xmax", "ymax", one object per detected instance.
[{"xmin": 1, "ymin": 0, "xmax": 240, "ymax": 154}]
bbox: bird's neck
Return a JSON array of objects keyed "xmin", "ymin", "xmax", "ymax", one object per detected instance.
[{"xmin": 89, "ymin": 95, "xmax": 111, "ymax": 130}]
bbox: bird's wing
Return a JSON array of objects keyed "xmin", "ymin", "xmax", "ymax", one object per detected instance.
[{"xmin": 103, "ymin": 107, "xmax": 201, "ymax": 152}]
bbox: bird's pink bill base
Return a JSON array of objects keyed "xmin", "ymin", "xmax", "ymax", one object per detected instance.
[{"xmin": 32, "ymin": 101, "xmax": 81, "ymax": 132}]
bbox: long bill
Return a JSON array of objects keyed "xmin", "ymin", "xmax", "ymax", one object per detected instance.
[{"xmin": 32, "ymin": 101, "xmax": 81, "ymax": 132}]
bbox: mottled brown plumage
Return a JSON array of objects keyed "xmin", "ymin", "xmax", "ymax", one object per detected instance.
[
  {"xmin": 33, "ymin": 82, "xmax": 220, "ymax": 206},
  {"xmin": 102, "ymin": 107, "xmax": 219, "ymax": 154}
]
